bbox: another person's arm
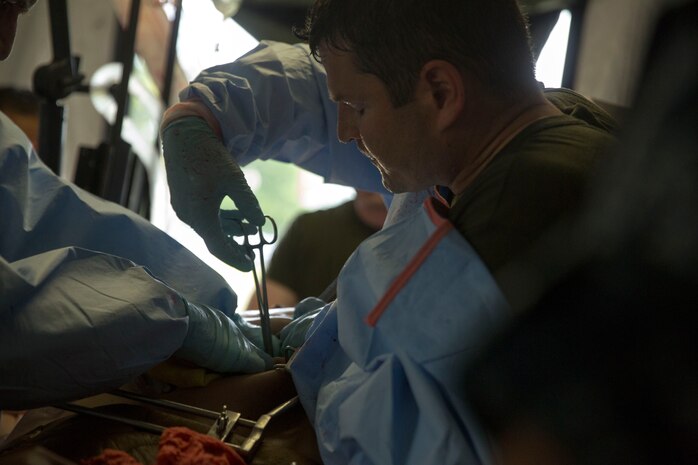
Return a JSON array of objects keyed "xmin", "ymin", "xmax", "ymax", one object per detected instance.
[
  {"xmin": 0, "ymin": 113, "xmax": 240, "ymax": 313},
  {"xmin": 0, "ymin": 249, "xmax": 272, "ymax": 410},
  {"xmin": 159, "ymin": 42, "xmax": 389, "ymax": 268},
  {"xmin": 0, "ymin": 116, "xmax": 273, "ymax": 409},
  {"xmin": 171, "ymin": 41, "xmax": 385, "ymax": 192}
]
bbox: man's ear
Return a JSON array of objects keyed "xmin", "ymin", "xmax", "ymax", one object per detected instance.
[{"xmin": 419, "ymin": 60, "xmax": 465, "ymax": 130}]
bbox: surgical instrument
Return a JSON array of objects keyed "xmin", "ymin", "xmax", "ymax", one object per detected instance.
[{"xmin": 241, "ymin": 215, "xmax": 278, "ymax": 356}]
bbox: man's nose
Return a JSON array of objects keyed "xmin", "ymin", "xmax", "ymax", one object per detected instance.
[{"xmin": 337, "ymin": 104, "xmax": 359, "ymax": 144}]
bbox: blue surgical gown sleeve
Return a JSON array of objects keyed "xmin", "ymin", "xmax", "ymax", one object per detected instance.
[
  {"xmin": 0, "ymin": 113, "xmax": 238, "ymax": 314},
  {"xmin": 0, "ymin": 248, "xmax": 189, "ymax": 409},
  {"xmin": 0, "ymin": 113, "xmax": 247, "ymax": 408},
  {"xmin": 179, "ymin": 41, "xmax": 389, "ymax": 195}
]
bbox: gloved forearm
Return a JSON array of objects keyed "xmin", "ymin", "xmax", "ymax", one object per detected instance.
[
  {"xmin": 180, "ymin": 41, "xmax": 388, "ymax": 195},
  {"xmin": 177, "ymin": 300, "xmax": 273, "ymax": 373}
]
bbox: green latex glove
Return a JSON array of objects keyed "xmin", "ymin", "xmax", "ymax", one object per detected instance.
[
  {"xmin": 161, "ymin": 116, "xmax": 264, "ymax": 271},
  {"xmin": 176, "ymin": 300, "xmax": 273, "ymax": 373},
  {"xmin": 231, "ymin": 313, "xmax": 281, "ymax": 356}
]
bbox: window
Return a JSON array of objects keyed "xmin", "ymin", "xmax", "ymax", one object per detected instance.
[{"xmin": 535, "ymin": 9, "xmax": 572, "ymax": 88}]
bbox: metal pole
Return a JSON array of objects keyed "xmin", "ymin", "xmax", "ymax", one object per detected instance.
[
  {"xmin": 161, "ymin": 0, "xmax": 183, "ymax": 109},
  {"xmin": 36, "ymin": 0, "xmax": 75, "ymax": 174},
  {"xmin": 100, "ymin": 0, "xmax": 142, "ymax": 203}
]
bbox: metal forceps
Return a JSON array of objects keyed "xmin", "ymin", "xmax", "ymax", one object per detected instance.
[{"xmin": 241, "ymin": 215, "xmax": 278, "ymax": 356}]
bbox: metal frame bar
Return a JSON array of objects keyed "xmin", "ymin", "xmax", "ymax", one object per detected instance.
[{"xmin": 100, "ymin": 0, "xmax": 142, "ymax": 204}]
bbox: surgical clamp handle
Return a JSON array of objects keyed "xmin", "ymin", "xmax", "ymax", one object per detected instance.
[
  {"xmin": 242, "ymin": 215, "xmax": 278, "ymax": 356},
  {"xmin": 112, "ymin": 388, "xmax": 252, "ymax": 425}
]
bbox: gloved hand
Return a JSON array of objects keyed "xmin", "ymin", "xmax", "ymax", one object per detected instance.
[
  {"xmin": 292, "ymin": 296, "xmax": 327, "ymax": 319},
  {"xmin": 161, "ymin": 116, "xmax": 265, "ymax": 271},
  {"xmin": 230, "ymin": 313, "xmax": 281, "ymax": 356},
  {"xmin": 176, "ymin": 299, "xmax": 273, "ymax": 373},
  {"xmin": 279, "ymin": 297, "xmax": 329, "ymax": 351}
]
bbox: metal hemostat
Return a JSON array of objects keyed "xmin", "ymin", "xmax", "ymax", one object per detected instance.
[
  {"xmin": 242, "ymin": 215, "xmax": 279, "ymax": 357},
  {"xmin": 55, "ymin": 389, "xmax": 299, "ymax": 459}
]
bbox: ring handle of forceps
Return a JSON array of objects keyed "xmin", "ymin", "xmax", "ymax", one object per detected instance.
[{"xmin": 243, "ymin": 216, "xmax": 278, "ymax": 249}]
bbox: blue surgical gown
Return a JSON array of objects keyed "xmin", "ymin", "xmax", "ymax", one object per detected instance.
[
  {"xmin": 290, "ymin": 198, "xmax": 508, "ymax": 465},
  {"xmin": 0, "ymin": 112, "xmax": 239, "ymax": 408}
]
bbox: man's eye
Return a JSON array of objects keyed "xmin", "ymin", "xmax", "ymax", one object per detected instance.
[{"xmin": 343, "ymin": 101, "xmax": 364, "ymax": 116}]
